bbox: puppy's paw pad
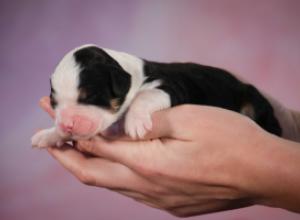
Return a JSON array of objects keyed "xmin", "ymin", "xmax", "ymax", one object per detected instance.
[
  {"xmin": 31, "ymin": 130, "xmax": 58, "ymax": 148},
  {"xmin": 125, "ymin": 112, "xmax": 152, "ymax": 139}
]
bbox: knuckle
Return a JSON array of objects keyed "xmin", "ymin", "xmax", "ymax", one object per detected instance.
[
  {"xmin": 162, "ymin": 200, "xmax": 181, "ymax": 211},
  {"xmin": 76, "ymin": 168, "xmax": 95, "ymax": 185},
  {"xmin": 85, "ymin": 142, "xmax": 94, "ymax": 153},
  {"xmin": 136, "ymin": 162, "xmax": 159, "ymax": 178},
  {"xmin": 150, "ymin": 185, "xmax": 165, "ymax": 195},
  {"xmin": 168, "ymin": 210, "xmax": 181, "ymax": 217},
  {"xmin": 169, "ymin": 210, "xmax": 190, "ymax": 218},
  {"xmin": 78, "ymin": 140, "xmax": 94, "ymax": 153}
]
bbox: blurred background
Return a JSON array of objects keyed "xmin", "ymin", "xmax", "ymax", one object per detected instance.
[{"xmin": 1, "ymin": 0, "xmax": 300, "ymax": 219}]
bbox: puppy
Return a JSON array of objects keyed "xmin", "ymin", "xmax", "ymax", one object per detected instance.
[{"xmin": 31, "ymin": 44, "xmax": 281, "ymax": 148}]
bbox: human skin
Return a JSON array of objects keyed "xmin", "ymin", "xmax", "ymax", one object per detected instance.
[{"xmin": 38, "ymin": 96, "xmax": 300, "ymax": 217}]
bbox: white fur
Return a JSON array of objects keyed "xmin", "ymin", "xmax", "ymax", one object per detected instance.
[
  {"xmin": 125, "ymin": 88, "xmax": 171, "ymax": 139},
  {"xmin": 51, "ymin": 45, "xmax": 90, "ymax": 106},
  {"xmin": 31, "ymin": 127, "xmax": 65, "ymax": 148}
]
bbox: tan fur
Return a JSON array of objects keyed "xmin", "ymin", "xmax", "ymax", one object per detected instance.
[
  {"xmin": 240, "ymin": 103, "xmax": 255, "ymax": 119},
  {"xmin": 110, "ymin": 98, "xmax": 120, "ymax": 112}
]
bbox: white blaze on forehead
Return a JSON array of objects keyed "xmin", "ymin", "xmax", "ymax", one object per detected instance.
[{"xmin": 51, "ymin": 45, "xmax": 93, "ymax": 104}]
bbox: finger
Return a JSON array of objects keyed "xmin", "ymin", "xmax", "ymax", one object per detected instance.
[
  {"xmin": 101, "ymin": 108, "xmax": 175, "ymax": 141},
  {"xmin": 142, "ymin": 108, "xmax": 175, "ymax": 140},
  {"xmin": 168, "ymin": 199, "xmax": 252, "ymax": 217},
  {"xmin": 47, "ymin": 144, "xmax": 90, "ymax": 180},
  {"xmin": 76, "ymin": 136, "xmax": 161, "ymax": 172},
  {"xmin": 116, "ymin": 190, "xmax": 168, "ymax": 210},
  {"xmin": 144, "ymin": 105, "xmax": 210, "ymax": 140},
  {"xmin": 47, "ymin": 145, "xmax": 155, "ymax": 191},
  {"xmin": 116, "ymin": 189, "xmax": 154, "ymax": 202},
  {"xmin": 39, "ymin": 96, "xmax": 55, "ymax": 119},
  {"xmin": 129, "ymin": 105, "xmax": 209, "ymax": 141}
]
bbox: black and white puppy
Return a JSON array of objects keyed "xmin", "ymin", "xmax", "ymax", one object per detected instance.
[{"xmin": 31, "ymin": 44, "xmax": 281, "ymax": 148}]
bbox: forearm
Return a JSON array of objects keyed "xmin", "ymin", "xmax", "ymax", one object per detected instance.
[{"xmin": 243, "ymin": 132, "xmax": 300, "ymax": 212}]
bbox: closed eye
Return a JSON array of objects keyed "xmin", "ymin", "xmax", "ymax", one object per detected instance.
[
  {"xmin": 50, "ymin": 94, "xmax": 57, "ymax": 108},
  {"xmin": 78, "ymin": 87, "xmax": 112, "ymax": 108},
  {"xmin": 85, "ymin": 93, "xmax": 99, "ymax": 102}
]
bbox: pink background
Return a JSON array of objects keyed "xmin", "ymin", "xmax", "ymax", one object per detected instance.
[{"xmin": 1, "ymin": 0, "xmax": 299, "ymax": 219}]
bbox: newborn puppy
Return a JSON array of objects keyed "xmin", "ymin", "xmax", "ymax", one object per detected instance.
[{"xmin": 31, "ymin": 44, "xmax": 281, "ymax": 148}]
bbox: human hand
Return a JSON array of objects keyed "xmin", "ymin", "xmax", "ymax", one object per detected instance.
[{"xmin": 38, "ymin": 96, "xmax": 300, "ymax": 216}]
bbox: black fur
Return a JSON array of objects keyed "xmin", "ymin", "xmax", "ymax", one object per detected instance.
[
  {"xmin": 74, "ymin": 47, "xmax": 131, "ymax": 110},
  {"xmin": 49, "ymin": 80, "xmax": 57, "ymax": 108},
  {"xmin": 143, "ymin": 61, "xmax": 282, "ymax": 136}
]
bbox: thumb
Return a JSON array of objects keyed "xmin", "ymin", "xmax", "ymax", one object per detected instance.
[
  {"xmin": 142, "ymin": 108, "xmax": 175, "ymax": 140},
  {"xmin": 108, "ymin": 106, "xmax": 184, "ymax": 141},
  {"xmin": 76, "ymin": 136, "xmax": 162, "ymax": 173},
  {"xmin": 138, "ymin": 105, "xmax": 194, "ymax": 141},
  {"xmin": 39, "ymin": 96, "xmax": 55, "ymax": 119}
]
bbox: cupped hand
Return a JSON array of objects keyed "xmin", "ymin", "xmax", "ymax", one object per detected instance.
[{"xmin": 38, "ymin": 96, "xmax": 282, "ymax": 217}]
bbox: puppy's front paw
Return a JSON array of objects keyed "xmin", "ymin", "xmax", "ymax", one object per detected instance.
[
  {"xmin": 125, "ymin": 110, "xmax": 152, "ymax": 139},
  {"xmin": 31, "ymin": 129, "xmax": 62, "ymax": 148}
]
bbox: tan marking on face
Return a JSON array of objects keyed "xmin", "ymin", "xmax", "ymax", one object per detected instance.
[
  {"xmin": 78, "ymin": 88, "xmax": 88, "ymax": 100},
  {"xmin": 240, "ymin": 103, "xmax": 255, "ymax": 119},
  {"xmin": 110, "ymin": 98, "xmax": 120, "ymax": 112}
]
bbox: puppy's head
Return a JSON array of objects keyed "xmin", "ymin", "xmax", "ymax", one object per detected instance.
[{"xmin": 50, "ymin": 45, "xmax": 131, "ymax": 139}]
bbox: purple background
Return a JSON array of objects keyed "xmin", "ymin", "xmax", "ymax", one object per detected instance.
[{"xmin": 1, "ymin": 0, "xmax": 300, "ymax": 219}]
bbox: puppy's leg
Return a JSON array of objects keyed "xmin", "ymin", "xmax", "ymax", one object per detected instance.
[
  {"xmin": 125, "ymin": 89, "xmax": 171, "ymax": 139},
  {"xmin": 31, "ymin": 127, "xmax": 67, "ymax": 148}
]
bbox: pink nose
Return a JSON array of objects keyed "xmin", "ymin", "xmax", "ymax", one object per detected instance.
[
  {"xmin": 59, "ymin": 122, "xmax": 74, "ymax": 133},
  {"xmin": 58, "ymin": 116, "xmax": 97, "ymax": 136},
  {"xmin": 58, "ymin": 108, "xmax": 99, "ymax": 136}
]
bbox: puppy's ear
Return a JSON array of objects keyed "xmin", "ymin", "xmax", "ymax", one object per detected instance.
[{"xmin": 109, "ymin": 67, "xmax": 131, "ymax": 98}]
